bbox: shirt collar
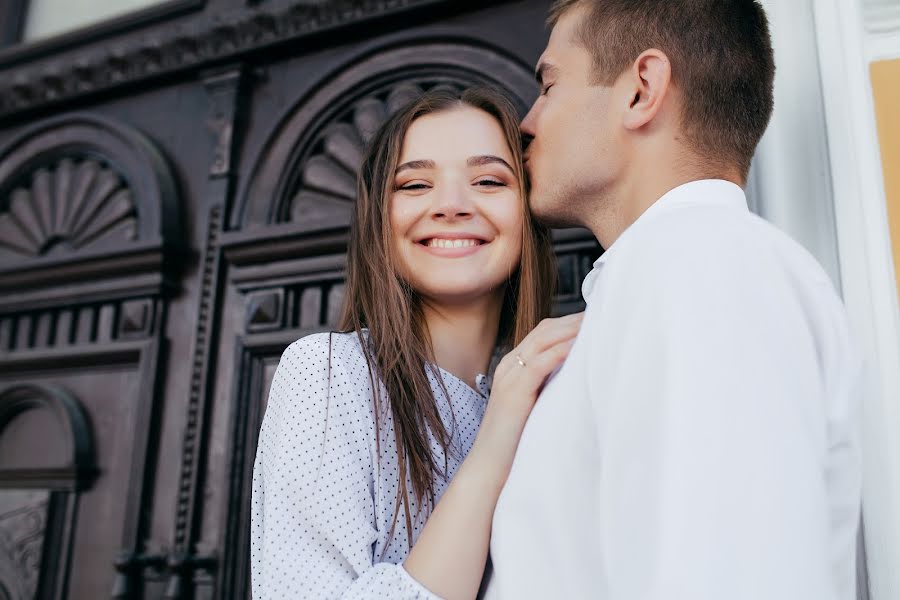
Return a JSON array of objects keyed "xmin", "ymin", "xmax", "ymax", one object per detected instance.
[{"xmin": 581, "ymin": 179, "xmax": 748, "ymax": 302}]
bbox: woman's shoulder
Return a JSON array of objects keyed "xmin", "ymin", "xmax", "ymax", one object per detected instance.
[
  {"xmin": 276, "ymin": 330, "xmax": 373, "ymax": 387},
  {"xmin": 281, "ymin": 330, "xmax": 365, "ymax": 364},
  {"xmin": 258, "ymin": 332, "xmax": 379, "ymax": 490},
  {"xmin": 265, "ymin": 330, "xmax": 377, "ymax": 429}
]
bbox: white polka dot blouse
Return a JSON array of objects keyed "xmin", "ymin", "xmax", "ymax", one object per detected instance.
[{"xmin": 250, "ymin": 331, "xmax": 490, "ymax": 599}]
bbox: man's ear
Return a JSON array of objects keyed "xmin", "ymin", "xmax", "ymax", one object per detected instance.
[{"xmin": 622, "ymin": 49, "xmax": 671, "ymax": 131}]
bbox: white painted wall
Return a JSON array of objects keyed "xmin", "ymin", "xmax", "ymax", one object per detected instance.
[
  {"xmin": 863, "ymin": 0, "xmax": 900, "ymax": 33},
  {"xmin": 751, "ymin": 2, "xmax": 900, "ymax": 599},
  {"xmin": 23, "ymin": 0, "xmax": 166, "ymax": 41},
  {"xmin": 813, "ymin": 2, "xmax": 900, "ymax": 599},
  {"xmin": 750, "ymin": 0, "xmax": 841, "ymax": 288}
]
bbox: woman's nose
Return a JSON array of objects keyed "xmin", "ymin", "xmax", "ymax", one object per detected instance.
[{"xmin": 431, "ymin": 181, "xmax": 474, "ymax": 220}]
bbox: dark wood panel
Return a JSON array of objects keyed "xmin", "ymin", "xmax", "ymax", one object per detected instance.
[{"xmin": 0, "ymin": 2, "xmax": 602, "ymax": 598}]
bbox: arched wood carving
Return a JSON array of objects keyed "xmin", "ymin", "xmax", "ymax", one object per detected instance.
[
  {"xmin": 0, "ymin": 384, "xmax": 94, "ymax": 600},
  {"xmin": 235, "ymin": 41, "xmax": 537, "ymax": 230},
  {"xmin": 0, "ymin": 113, "xmax": 180, "ymax": 270},
  {"xmin": 0, "ymin": 158, "xmax": 136, "ymax": 260},
  {"xmin": 0, "ymin": 383, "xmax": 94, "ymax": 489}
]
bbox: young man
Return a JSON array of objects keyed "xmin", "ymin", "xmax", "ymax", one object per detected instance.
[{"xmin": 485, "ymin": 1, "xmax": 863, "ymax": 599}]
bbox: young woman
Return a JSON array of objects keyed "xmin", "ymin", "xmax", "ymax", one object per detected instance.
[{"xmin": 250, "ymin": 87, "xmax": 583, "ymax": 599}]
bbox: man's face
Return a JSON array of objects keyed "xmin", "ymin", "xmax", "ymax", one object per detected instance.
[{"xmin": 521, "ymin": 6, "xmax": 622, "ymax": 228}]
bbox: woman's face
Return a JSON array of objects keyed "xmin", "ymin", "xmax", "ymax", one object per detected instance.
[{"xmin": 390, "ymin": 106, "xmax": 524, "ymax": 306}]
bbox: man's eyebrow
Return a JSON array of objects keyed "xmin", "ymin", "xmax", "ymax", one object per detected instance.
[
  {"xmin": 467, "ymin": 155, "xmax": 514, "ymax": 171},
  {"xmin": 395, "ymin": 159, "xmax": 435, "ymax": 174},
  {"xmin": 535, "ymin": 62, "xmax": 559, "ymax": 86}
]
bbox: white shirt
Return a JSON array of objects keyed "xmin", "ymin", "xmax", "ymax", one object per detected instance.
[
  {"xmin": 485, "ymin": 180, "xmax": 863, "ymax": 600},
  {"xmin": 251, "ymin": 331, "xmax": 489, "ymax": 599}
]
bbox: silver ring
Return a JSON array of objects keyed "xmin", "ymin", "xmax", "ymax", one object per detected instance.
[{"xmin": 515, "ymin": 353, "xmax": 527, "ymax": 368}]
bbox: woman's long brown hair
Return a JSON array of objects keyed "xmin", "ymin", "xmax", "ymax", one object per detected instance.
[{"xmin": 338, "ymin": 86, "xmax": 556, "ymax": 542}]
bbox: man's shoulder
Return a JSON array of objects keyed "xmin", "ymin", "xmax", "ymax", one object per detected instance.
[{"xmin": 608, "ymin": 204, "xmax": 837, "ymax": 302}]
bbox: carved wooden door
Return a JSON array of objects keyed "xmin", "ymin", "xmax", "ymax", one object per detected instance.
[{"xmin": 0, "ymin": 1, "xmax": 599, "ymax": 598}]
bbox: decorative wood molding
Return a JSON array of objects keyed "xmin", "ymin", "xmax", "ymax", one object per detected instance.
[
  {"xmin": 0, "ymin": 242, "xmax": 168, "ymax": 296},
  {"xmin": 221, "ymin": 221, "xmax": 349, "ymax": 267},
  {"xmin": 0, "ymin": 0, "xmax": 205, "ymax": 65},
  {"xmin": 173, "ymin": 206, "xmax": 221, "ymax": 547},
  {"xmin": 0, "ymin": 0, "xmax": 468, "ymax": 121},
  {"xmin": 0, "ymin": 492, "xmax": 48, "ymax": 600},
  {"xmin": 0, "ymin": 384, "xmax": 95, "ymax": 492},
  {"xmin": 161, "ymin": 65, "xmax": 250, "ymax": 597},
  {"xmin": 0, "ymin": 297, "xmax": 160, "ymax": 355},
  {"xmin": 218, "ymin": 329, "xmax": 327, "ymax": 599},
  {"xmin": 0, "ymin": 113, "xmax": 181, "ymax": 277},
  {"xmin": 203, "ymin": 67, "xmax": 251, "ymax": 179},
  {"xmin": 0, "ymin": 157, "xmax": 137, "ymax": 260},
  {"xmin": 246, "ymin": 289, "xmax": 284, "ymax": 331}
]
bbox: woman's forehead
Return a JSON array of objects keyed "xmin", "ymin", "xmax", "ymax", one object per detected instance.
[{"xmin": 399, "ymin": 107, "xmax": 514, "ymax": 165}]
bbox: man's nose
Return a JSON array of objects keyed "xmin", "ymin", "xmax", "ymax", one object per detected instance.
[{"xmin": 520, "ymin": 103, "xmax": 538, "ymax": 137}]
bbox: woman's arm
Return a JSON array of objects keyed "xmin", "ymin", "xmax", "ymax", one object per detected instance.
[
  {"xmin": 403, "ymin": 312, "xmax": 583, "ymax": 600},
  {"xmin": 251, "ymin": 334, "xmax": 437, "ymax": 599}
]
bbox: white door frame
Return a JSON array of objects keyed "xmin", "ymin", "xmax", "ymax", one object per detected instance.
[{"xmin": 813, "ymin": 2, "xmax": 900, "ymax": 599}]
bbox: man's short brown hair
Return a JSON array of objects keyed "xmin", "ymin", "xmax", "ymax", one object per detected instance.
[{"xmin": 550, "ymin": 0, "xmax": 775, "ymax": 179}]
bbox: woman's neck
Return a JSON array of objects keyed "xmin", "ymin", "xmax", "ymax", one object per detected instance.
[{"xmin": 422, "ymin": 293, "xmax": 503, "ymax": 390}]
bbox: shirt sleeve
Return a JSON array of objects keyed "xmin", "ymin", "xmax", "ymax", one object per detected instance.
[
  {"xmin": 250, "ymin": 335, "xmax": 442, "ymax": 599},
  {"xmin": 587, "ymin": 234, "xmax": 860, "ymax": 600}
]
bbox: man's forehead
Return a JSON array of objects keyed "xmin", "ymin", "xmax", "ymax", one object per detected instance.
[
  {"xmin": 538, "ymin": 6, "xmax": 585, "ymax": 70},
  {"xmin": 536, "ymin": 28, "xmax": 587, "ymax": 81},
  {"xmin": 550, "ymin": 3, "xmax": 586, "ymax": 46}
]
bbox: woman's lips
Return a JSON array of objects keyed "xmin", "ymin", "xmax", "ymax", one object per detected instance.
[
  {"xmin": 417, "ymin": 238, "xmax": 487, "ymax": 257},
  {"xmin": 424, "ymin": 238, "xmax": 482, "ymax": 249}
]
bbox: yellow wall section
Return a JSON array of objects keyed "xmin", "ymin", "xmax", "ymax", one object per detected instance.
[{"xmin": 871, "ymin": 58, "xmax": 900, "ymax": 298}]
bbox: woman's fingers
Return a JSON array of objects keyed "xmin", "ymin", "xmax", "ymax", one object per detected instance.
[
  {"xmin": 494, "ymin": 312, "xmax": 584, "ymax": 398},
  {"xmin": 497, "ymin": 312, "xmax": 584, "ymax": 376},
  {"xmin": 527, "ymin": 336, "xmax": 576, "ymax": 380},
  {"xmin": 500, "ymin": 337, "xmax": 575, "ymax": 391},
  {"xmin": 518, "ymin": 312, "xmax": 584, "ymax": 357},
  {"xmin": 473, "ymin": 314, "xmax": 584, "ymax": 474}
]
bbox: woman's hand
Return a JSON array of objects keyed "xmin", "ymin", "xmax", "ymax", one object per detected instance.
[
  {"xmin": 402, "ymin": 312, "xmax": 584, "ymax": 599},
  {"xmin": 470, "ymin": 311, "xmax": 585, "ymax": 486}
]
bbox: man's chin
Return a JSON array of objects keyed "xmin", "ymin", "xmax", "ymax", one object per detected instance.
[{"xmin": 529, "ymin": 193, "xmax": 582, "ymax": 229}]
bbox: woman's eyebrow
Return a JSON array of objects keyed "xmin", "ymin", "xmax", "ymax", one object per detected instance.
[
  {"xmin": 396, "ymin": 159, "xmax": 435, "ymax": 174},
  {"xmin": 467, "ymin": 155, "xmax": 514, "ymax": 172}
]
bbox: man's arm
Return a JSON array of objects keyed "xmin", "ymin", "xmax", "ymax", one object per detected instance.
[{"xmin": 589, "ymin": 239, "xmax": 852, "ymax": 600}]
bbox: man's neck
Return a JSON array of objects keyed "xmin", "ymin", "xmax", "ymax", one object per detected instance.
[
  {"xmin": 589, "ymin": 160, "xmax": 743, "ymax": 249},
  {"xmin": 422, "ymin": 294, "xmax": 503, "ymax": 391}
]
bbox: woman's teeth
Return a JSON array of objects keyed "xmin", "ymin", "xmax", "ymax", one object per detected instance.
[{"xmin": 426, "ymin": 238, "xmax": 481, "ymax": 249}]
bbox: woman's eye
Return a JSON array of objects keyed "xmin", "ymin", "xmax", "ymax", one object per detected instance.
[
  {"xmin": 541, "ymin": 83, "xmax": 554, "ymax": 96},
  {"xmin": 475, "ymin": 178, "xmax": 507, "ymax": 187},
  {"xmin": 398, "ymin": 182, "xmax": 431, "ymax": 191}
]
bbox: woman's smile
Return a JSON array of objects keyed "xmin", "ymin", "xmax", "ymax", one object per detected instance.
[{"xmin": 417, "ymin": 233, "xmax": 490, "ymax": 257}]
